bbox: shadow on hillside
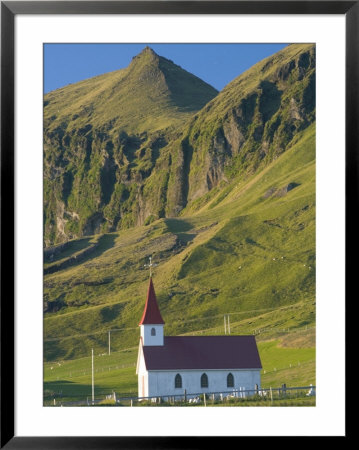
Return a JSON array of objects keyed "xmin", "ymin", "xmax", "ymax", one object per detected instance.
[
  {"xmin": 82, "ymin": 233, "xmax": 117, "ymax": 261},
  {"xmin": 164, "ymin": 218, "xmax": 193, "ymax": 233},
  {"xmin": 44, "ymin": 238, "xmax": 92, "ymax": 264},
  {"xmin": 44, "ymin": 380, "xmax": 94, "ymax": 399},
  {"xmin": 44, "ymin": 234, "xmax": 117, "ymax": 276},
  {"xmin": 44, "ymin": 380, "xmax": 134, "ymax": 398}
]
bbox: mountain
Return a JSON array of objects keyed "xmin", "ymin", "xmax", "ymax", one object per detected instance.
[
  {"xmin": 43, "ymin": 44, "xmax": 315, "ymax": 364},
  {"xmin": 44, "ymin": 46, "xmax": 218, "ymax": 137},
  {"xmin": 44, "ymin": 46, "xmax": 218, "ymax": 245},
  {"xmin": 176, "ymin": 44, "xmax": 315, "ymax": 209},
  {"xmin": 44, "ymin": 44, "xmax": 314, "ymax": 247}
]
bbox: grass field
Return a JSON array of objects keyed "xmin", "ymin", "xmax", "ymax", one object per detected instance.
[
  {"xmin": 129, "ymin": 394, "xmax": 315, "ymax": 407},
  {"xmin": 44, "ymin": 326, "xmax": 315, "ymax": 405}
]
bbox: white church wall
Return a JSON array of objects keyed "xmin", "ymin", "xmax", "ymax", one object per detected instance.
[
  {"xmin": 138, "ymin": 371, "xmax": 149, "ymax": 398},
  {"xmin": 140, "ymin": 324, "xmax": 164, "ymax": 346},
  {"xmin": 147, "ymin": 369, "xmax": 261, "ymax": 398},
  {"xmin": 137, "ymin": 350, "xmax": 149, "ymax": 398}
]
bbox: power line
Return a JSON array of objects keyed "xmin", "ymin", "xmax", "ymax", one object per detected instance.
[
  {"xmin": 44, "ymin": 326, "xmax": 138, "ymax": 342},
  {"xmin": 44, "ymin": 301, "xmax": 311, "ymax": 343},
  {"xmin": 44, "ymin": 325, "xmax": 315, "ymax": 368}
]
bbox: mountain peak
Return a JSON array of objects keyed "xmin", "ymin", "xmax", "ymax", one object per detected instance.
[
  {"xmin": 141, "ymin": 46, "xmax": 158, "ymax": 56},
  {"xmin": 44, "ymin": 46, "xmax": 218, "ymax": 138},
  {"xmin": 131, "ymin": 46, "xmax": 160, "ymax": 66}
]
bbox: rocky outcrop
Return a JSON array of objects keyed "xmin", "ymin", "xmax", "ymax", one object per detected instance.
[
  {"xmin": 182, "ymin": 46, "xmax": 315, "ymax": 204},
  {"xmin": 263, "ymin": 182, "xmax": 300, "ymax": 199}
]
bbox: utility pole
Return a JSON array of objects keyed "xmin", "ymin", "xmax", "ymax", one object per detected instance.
[
  {"xmin": 224, "ymin": 315, "xmax": 230, "ymax": 334},
  {"xmin": 108, "ymin": 330, "xmax": 111, "ymax": 355},
  {"xmin": 92, "ymin": 348, "xmax": 94, "ymax": 405}
]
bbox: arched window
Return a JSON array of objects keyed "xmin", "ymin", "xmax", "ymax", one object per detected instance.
[
  {"xmin": 151, "ymin": 327, "xmax": 156, "ymax": 336},
  {"xmin": 227, "ymin": 373, "xmax": 234, "ymax": 388},
  {"xmin": 175, "ymin": 374, "xmax": 182, "ymax": 389},
  {"xmin": 201, "ymin": 373, "xmax": 208, "ymax": 388}
]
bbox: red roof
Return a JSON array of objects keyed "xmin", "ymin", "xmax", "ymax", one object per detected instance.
[
  {"xmin": 142, "ymin": 336, "xmax": 262, "ymax": 370},
  {"xmin": 139, "ymin": 278, "xmax": 165, "ymax": 325}
]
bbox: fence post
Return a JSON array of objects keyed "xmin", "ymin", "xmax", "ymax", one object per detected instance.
[
  {"xmin": 184, "ymin": 389, "xmax": 187, "ymax": 403},
  {"xmin": 204, "ymin": 394, "xmax": 206, "ymax": 407},
  {"xmin": 282, "ymin": 383, "xmax": 286, "ymax": 397},
  {"xmin": 270, "ymin": 387, "xmax": 273, "ymax": 404},
  {"xmin": 130, "ymin": 399, "xmax": 133, "ymax": 407}
]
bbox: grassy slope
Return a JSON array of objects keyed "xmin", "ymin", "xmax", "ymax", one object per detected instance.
[
  {"xmin": 44, "ymin": 47, "xmax": 218, "ymax": 136},
  {"xmin": 43, "ymin": 47, "xmax": 219, "ymax": 245},
  {"xmin": 44, "ymin": 123, "xmax": 315, "ymax": 366},
  {"xmin": 180, "ymin": 43, "xmax": 315, "ymax": 205}
]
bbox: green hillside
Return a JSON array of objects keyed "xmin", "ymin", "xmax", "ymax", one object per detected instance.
[
  {"xmin": 44, "ymin": 44, "xmax": 316, "ymax": 398},
  {"xmin": 44, "ymin": 46, "xmax": 218, "ymax": 245},
  {"xmin": 44, "ymin": 46, "xmax": 218, "ymax": 136},
  {"xmin": 44, "ymin": 122, "xmax": 315, "ymax": 361},
  {"xmin": 43, "ymin": 44, "xmax": 314, "ymax": 246}
]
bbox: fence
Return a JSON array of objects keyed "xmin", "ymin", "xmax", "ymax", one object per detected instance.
[{"xmin": 46, "ymin": 384, "xmax": 315, "ymax": 407}]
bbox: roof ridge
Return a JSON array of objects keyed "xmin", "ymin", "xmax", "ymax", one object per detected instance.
[{"xmin": 165, "ymin": 335, "xmax": 256, "ymax": 338}]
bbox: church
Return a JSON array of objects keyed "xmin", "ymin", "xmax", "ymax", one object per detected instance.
[{"xmin": 136, "ymin": 277, "xmax": 262, "ymax": 399}]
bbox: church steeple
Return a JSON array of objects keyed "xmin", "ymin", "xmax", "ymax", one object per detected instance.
[
  {"xmin": 139, "ymin": 277, "xmax": 164, "ymax": 346},
  {"xmin": 139, "ymin": 277, "xmax": 165, "ymax": 326}
]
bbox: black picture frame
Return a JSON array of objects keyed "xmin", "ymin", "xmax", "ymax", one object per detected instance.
[{"xmin": 1, "ymin": 1, "xmax": 354, "ymax": 447}]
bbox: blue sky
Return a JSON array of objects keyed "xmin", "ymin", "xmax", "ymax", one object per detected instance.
[{"xmin": 44, "ymin": 43, "xmax": 288, "ymax": 94}]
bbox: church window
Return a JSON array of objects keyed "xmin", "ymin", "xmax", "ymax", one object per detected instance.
[
  {"xmin": 227, "ymin": 373, "xmax": 234, "ymax": 388},
  {"xmin": 151, "ymin": 327, "xmax": 156, "ymax": 336},
  {"xmin": 201, "ymin": 373, "xmax": 208, "ymax": 388},
  {"xmin": 175, "ymin": 374, "xmax": 182, "ymax": 389}
]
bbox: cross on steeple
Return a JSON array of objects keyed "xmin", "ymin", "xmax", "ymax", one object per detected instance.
[{"xmin": 144, "ymin": 256, "xmax": 158, "ymax": 278}]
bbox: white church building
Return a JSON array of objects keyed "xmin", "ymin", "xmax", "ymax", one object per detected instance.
[{"xmin": 136, "ymin": 277, "xmax": 262, "ymax": 399}]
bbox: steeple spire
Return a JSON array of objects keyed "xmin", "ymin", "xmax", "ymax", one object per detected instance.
[{"xmin": 139, "ymin": 277, "xmax": 165, "ymax": 326}]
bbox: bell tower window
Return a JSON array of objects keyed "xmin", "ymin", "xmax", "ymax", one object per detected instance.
[{"xmin": 151, "ymin": 327, "xmax": 156, "ymax": 336}]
